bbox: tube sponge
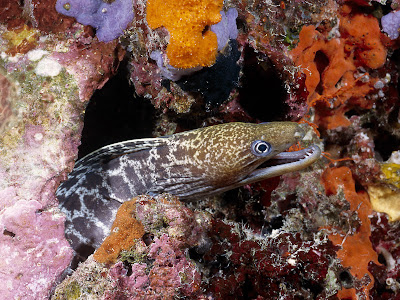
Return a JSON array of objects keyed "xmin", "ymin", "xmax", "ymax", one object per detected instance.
[
  {"xmin": 55, "ymin": 0, "xmax": 134, "ymax": 42},
  {"xmin": 146, "ymin": 0, "xmax": 223, "ymax": 69}
]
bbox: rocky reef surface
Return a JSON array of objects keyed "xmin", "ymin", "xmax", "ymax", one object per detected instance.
[{"xmin": 1, "ymin": 0, "xmax": 400, "ymax": 299}]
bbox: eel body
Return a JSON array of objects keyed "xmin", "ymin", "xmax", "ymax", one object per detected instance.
[{"xmin": 57, "ymin": 122, "xmax": 321, "ymax": 258}]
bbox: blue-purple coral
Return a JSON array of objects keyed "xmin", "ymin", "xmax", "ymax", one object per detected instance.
[
  {"xmin": 55, "ymin": 0, "xmax": 134, "ymax": 42},
  {"xmin": 381, "ymin": 10, "xmax": 400, "ymax": 40}
]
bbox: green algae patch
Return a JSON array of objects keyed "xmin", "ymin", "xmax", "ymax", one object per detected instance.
[{"xmin": 52, "ymin": 280, "xmax": 81, "ymax": 300}]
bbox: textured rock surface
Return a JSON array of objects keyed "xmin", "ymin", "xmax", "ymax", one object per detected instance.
[
  {"xmin": 53, "ymin": 194, "xmax": 208, "ymax": 299},
  {"xmin": 0, "ymin": 7, "xmax": 122, "ymax": 297}
]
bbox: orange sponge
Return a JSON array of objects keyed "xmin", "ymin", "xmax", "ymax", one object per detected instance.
[
  {"xmin": 322, "ymin": 167, "xmax": 379, "ymax": 298},
  {"xmin": 146, "ymin": 0, "xmax": 222, "ymax": 69},
  {"xmin": 93, "ymin": 199, "xmax": 144, "ymax": 264},
  {"xmin": 290, "ymin": 9, "xmax": 387, "ymax": 130}
]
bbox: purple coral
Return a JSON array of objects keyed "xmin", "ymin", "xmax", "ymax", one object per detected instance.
[
  {"xmin": 381, "ymin": 10, "xmax": 400, "ymax": 40},
  {"xmin": 55, "ymin": 0, "xmax": 134, "ymax": 42},
  {"xmin": 150, "ymin": 51, "xmax": 202, "ymax": 81}
]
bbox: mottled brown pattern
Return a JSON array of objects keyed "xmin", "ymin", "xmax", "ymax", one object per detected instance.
[
  {"xmin": 172, "ymin": 122, "xmax": 303, "ymax": 187},
  {"xmin": 57, "ymin": 122, "xmax": 319, "ymax": 260}
]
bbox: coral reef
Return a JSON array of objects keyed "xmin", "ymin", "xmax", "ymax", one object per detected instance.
[
  {"xmin": 1, "ymin": 0, "xmax": 400, "ymax": 298},
  {"xmin": 0, "ymin": 1, "xmax": 123, "ymax": 298},
  {"xmin": 124, "ymin": 0, "xmax": 241, "ymax": 112},
  {"xmin": 290, "ymin": 5, "xmax": 387, "ymax": 129}
]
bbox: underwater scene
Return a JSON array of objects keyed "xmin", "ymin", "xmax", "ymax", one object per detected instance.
[{"xmin": 0, "ymin": 0, "xmax": 400, "ymax": 299}]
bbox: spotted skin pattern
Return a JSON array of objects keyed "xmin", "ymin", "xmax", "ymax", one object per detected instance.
[{"xmin": 57, "ymin": 122, "xmax": 320, "ymax": 257}]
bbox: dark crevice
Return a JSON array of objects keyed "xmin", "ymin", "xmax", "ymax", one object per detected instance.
[
  {"xmin": 374, "ymin": 129, "xmax": 400, "ymax": 161},
  {"xmin": 78, "ymin": 60, "xmax": 155, "ymax": 159},
  {"xmin": 314, "ymin": 51, "xmax": 329, "ymax": 95},
  {"xmin": 3, "ymin": 229, "xmax": 15, "ymax": 238},
  {"xmin": 339, "ymin": 269, "xmax": 353, "ymax": 289},
  {"xmin": 142, "ymin": 233, "xmax": 154, "ymax": 246},
  {"xmin": 238, "ymin": 46, "xmax": 288, "ymax": 121}
]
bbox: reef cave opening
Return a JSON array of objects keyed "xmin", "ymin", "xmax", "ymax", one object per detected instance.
[
  {"xmin": 238, "ymin": 46, "xmax": 288, "ymax": 122},
  {"xmin": 78, "ymin": 60, "xmax": 156, "ymax": 159}
]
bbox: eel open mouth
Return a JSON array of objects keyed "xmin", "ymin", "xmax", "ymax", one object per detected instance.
[
  {"xmin": 261, "ymin": 145, "xmax": 321, "ymax": 168},
  {"xmin": 241, "ymin": 145, "xmax": 322, "ymax": 186}
]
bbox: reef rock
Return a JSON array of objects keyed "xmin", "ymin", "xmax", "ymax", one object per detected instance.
[{"xmin": 0, "ymin": 4, "xmax": 123, "ymax": 298}]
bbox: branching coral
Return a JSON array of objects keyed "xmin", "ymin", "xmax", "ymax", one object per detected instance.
[{"xmin": 146, "ymin": 0, "xmax": 223, "ymax": 68}]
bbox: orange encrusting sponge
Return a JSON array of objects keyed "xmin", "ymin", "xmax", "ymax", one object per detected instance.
[{"xmin": 146, "ymin": 0, "xmax": 223, "ymax": 69}]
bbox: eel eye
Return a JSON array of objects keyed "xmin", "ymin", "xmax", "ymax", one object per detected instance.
[{"xmin": 251, "ymin": 140, "xmax": 272, "ymax": 156}]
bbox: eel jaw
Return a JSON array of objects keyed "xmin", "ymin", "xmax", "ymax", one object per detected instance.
[
  {"xmin": 181, "ymin": 145, "xmax": 321, "ymax": 200},
  {"xmin": 239, "ymin": 144, "xmax": 322, "ymax": 186}
]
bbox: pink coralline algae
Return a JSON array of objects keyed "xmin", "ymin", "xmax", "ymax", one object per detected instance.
[
  {"xmin": 0, "ymin": 200, "xmax": 72, "ymax": 299},
  {"xmin": 0, "ymin": 1, "xmax": 123, "ymax": 298},
  {"xmin": 104, "ymin": 234, "xmax": 202, "ymax": 299}
]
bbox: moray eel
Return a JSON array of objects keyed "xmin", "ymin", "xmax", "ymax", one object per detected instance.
[{"xmin": 57, "ymin": 122, "xmax": 321, "ymax": 260}]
